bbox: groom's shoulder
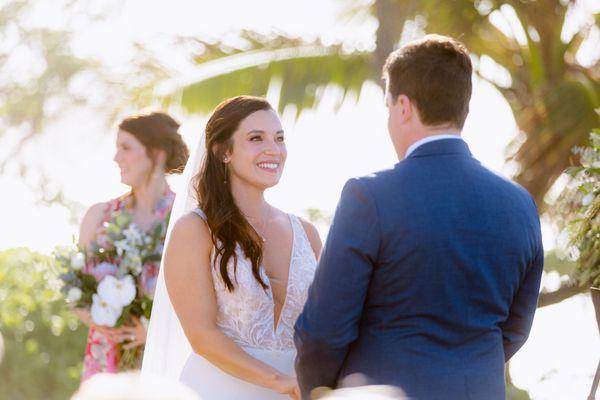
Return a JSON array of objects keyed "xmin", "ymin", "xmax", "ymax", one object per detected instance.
[
  {"xmin": 354, "ymin": 166, "xmax": 397, "ymax": 182},
  {"xmin": 476, "ymin": 163, "xmax": 539, "ymax": 212},
  {"xmin": 346, "ymin": 167, "xmax": 399, "ymax": 195},
  {"xmin": 481, "ymin": 164, "xmax": 533, "ymax": 195}
]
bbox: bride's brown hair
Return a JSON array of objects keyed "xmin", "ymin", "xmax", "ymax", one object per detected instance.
[{"xmin": 194, "ymin": 96, "xmax": 272, "ymax": 292}]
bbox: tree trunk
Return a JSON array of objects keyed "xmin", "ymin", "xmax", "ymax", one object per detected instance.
[{"xmin": 373, "ymin": 0, "xmax": 412, "ymax": 86}]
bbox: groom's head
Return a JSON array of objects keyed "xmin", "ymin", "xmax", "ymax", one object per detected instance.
[{"xmin": 383, "ymin": 34, "xmax": 472, "ymax": 158}]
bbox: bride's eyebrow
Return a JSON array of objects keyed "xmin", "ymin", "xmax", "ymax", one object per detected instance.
[{"xmin": 246, "ymin": 129, "xmax": 285, "ymax": 135}]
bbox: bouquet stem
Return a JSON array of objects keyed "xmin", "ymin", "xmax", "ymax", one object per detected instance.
[{"xmin": 118, "ymin": 345, "xmax": 143, "ymax": 371}]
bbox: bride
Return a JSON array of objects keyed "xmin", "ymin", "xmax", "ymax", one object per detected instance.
[{"xmin": 142, "ymin": 96, "xmax": 321, "ymax": 399}]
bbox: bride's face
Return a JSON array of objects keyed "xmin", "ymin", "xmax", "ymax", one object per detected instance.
[
  {"xmin": 225, "ymin": 109, "xmax": 287, "ymax": 190},
  {"xmin": 113, "ymin": 129, "xmax": 154, "ymax": 188}
]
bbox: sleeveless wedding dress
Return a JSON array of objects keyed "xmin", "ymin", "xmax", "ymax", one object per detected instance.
[{"xmin": 179, "ymin": 208, "xmax": 317, "ymax": 399}]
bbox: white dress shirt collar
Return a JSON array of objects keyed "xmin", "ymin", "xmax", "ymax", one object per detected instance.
[{"xmin": 405, "ymin": 134, "xmax": 463, "ymax": 158}]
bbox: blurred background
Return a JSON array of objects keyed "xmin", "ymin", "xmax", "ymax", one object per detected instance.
[{"xmin": 0, "ymin": 0, "xmax": 599, "ymax": 398}]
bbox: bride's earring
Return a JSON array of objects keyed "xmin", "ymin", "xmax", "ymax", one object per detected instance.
[{"xmin": 223, "ymin": 157, "xmax": 229, "ymax": 184}]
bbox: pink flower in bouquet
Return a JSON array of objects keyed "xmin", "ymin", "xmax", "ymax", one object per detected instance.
[
  {"xmin": 141, "ymin": 263, "xmax": 159, "ymax": 297},
  {"xmin": 95, "ymin": 233, "xmax": 114, "ymax": 251},
  {"xmin": 91, "ymin": 262, "xmax": 118, "ymax": 282}
]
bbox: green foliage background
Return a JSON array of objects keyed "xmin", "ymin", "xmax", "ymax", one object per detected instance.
[{"xmin": 0, "ymin": 249, "xmax": 87, "ymax": 400}]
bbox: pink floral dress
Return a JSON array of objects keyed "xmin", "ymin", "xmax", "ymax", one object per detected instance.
[{"xmin": 81, "ymin": 189, "xmax": 175, "ymax": 380}]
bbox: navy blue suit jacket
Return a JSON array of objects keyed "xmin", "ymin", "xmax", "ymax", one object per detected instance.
[{"xmin": 294, "ymin": 139, "xmax": 543, "ymax": 400}]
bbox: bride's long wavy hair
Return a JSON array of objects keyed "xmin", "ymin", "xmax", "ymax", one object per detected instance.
[{"xmin": 194, "ymin": 96, "xmax": 271, "ymax": 292}]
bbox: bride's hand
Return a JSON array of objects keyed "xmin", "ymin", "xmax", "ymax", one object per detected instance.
[
  {"xmin": 272, "ymin": 374, "xmax": 300, "ymax": 399},
  {"xmin": 288, "ymin": 385, "xmax": 301, "ymax": 400}
]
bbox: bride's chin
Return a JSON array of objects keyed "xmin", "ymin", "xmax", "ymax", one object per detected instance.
[
  {"xmin": 250, "ymin": 180, "xmax": 279, "ymax": 191},
  {"xmin": 233, "ymin": 173, "xmax": 280, "ymax": 190}
]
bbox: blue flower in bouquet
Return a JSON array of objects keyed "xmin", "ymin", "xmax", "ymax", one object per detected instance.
[
  {"xmin": 91, "ymin": 262, "xmax": 118, "ymax": 282},
  {"xmin": 140, "ymin": 262, "xmax": 160, "ymax": 297}
]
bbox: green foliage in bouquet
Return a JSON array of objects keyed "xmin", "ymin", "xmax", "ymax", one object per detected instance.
[
  {"xmin": 0, "ymin": 248, "xmax": 87, "ymax": 400},
  {"xmin": 553, "ymin": 128, "xmax": 600, "ymax": 287}
]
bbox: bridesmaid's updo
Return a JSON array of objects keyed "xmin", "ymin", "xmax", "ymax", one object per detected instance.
[{"xmin": 118, "ymin": 111, "xmax": 189, "ymax": 174}]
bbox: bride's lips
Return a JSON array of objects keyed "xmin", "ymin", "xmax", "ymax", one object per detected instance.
[{"xmin": 256, "ymin": 161, "xmax": 280, "ymax": 174}]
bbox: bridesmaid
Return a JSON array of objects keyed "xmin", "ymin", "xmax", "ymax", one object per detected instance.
[{"xmin": 76, "ymin": 111, "xmax": 189, "ymax": 379}]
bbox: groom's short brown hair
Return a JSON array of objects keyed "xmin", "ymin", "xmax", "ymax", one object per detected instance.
[{"xmin": 383, "ymin": 34, "xmax": 472, "ymax": 129}]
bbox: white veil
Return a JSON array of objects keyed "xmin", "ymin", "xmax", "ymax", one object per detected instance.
[{"xmin": 141, "ymin": 133, "xmax": 206, "ymax": 381}]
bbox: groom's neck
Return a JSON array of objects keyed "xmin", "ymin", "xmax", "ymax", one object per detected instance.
[{"xmin": 397, "ymin": 124, "xmax": 461, "ymax": 160}]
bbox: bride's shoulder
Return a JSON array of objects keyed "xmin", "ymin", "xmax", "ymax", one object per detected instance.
[
  {"xmin": 274, "ymin": 208, "xmax": 319, "ymax": 242},
  {"xmin": 293, "ymin": 214, "xmax": 323, "ymax": 259},
  {"xmin": 170, "ymin": 210, "xmax": 211, "ymax": 246}
]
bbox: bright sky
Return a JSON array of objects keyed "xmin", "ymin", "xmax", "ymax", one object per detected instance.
[{"xmin": 2, "ymin": 1, "xmax": 600, "ymax": 398}]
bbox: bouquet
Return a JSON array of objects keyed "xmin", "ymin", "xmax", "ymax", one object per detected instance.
[{"xmin": 54, "ymin": 210, "xmax": 167, "ymax": 369}]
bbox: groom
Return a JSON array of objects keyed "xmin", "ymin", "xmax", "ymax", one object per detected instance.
[{"xmin": 294, "ymin": 34, "xmax": 543, "ymax": 400}]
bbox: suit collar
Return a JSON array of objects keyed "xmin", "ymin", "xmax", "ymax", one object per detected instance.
[
  {"xmin": 405, "ymin": 134, "xmax": 462, "ymax": 158},
  {"xmin": 404, "ymin": 137, "xmax": 472, "ymax": 159}
]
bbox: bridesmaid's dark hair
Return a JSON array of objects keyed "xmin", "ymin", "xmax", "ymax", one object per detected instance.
[
  {"xmin": 119, "ymin": 111, "xmax": 189, "ymax": 175},
  {"xmin": 194, "ymin": 96, "xmax": 272, "ymax": 292}
]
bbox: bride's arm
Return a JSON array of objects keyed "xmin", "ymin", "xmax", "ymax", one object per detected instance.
[{"xmin": 165, "ymin": 212, "xmax": 296, "ymax": 395}]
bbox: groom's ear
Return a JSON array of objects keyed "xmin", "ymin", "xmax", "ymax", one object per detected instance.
[{"xmin": 396, "ymin": 94, "xmax": 414, "ymax": 123}]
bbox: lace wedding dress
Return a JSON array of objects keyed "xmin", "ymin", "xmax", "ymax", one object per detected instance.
[{"xmin": 178, "ymin": 208, "xmax": 317, "ymax": 399}]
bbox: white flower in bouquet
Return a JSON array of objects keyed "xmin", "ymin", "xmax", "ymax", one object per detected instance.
[
  {"xmin": 123, "ymin": 224, "xmax": 143, "ymax": 246},
  {"xmin": 120, "ymin": 253, "xmax": 143, "ymax": 275},
  {"xmin": 70, "ymin": 252, "xmax": 85, "ymax": 270},
  {"xmin": 66, "ymin": 287, "xmax": 82, "ymax": 303},
  {"xmin": 91, "ymin": 294, "xmax": 122, "ymax": 327},
  {"xmin": 129, "ymin": 255, "xmax": 143, "ymax": 274},
  {"xmin": 114, "ymin": 239, "xmax": 130, "ymax": 257},
  {"xmin": 97, "ymin": 275, "xmax": 137, "ymax": 308}
]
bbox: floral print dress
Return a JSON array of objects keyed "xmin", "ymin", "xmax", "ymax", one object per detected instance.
[{"xmin": 82, "ymin": 189, "xmax": 174, "ymax": 380}]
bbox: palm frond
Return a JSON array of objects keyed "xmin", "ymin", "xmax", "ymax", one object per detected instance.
[{"xmin": 161, "ymin": 46, "xmax": 372, "ymax": 116}]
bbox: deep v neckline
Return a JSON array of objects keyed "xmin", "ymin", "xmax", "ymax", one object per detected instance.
[{"xmin": 261, "ymin": 213, "xmax": 296, "ymax": 333}]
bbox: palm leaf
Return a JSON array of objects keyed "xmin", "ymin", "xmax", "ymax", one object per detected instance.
[
  {"xmin": 163, "ymin": 47, "xmax": 372, "ymax": 116},
  {"xmin": 155, "ymin": 32, "xmax": 374, "ymax": 116}
]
